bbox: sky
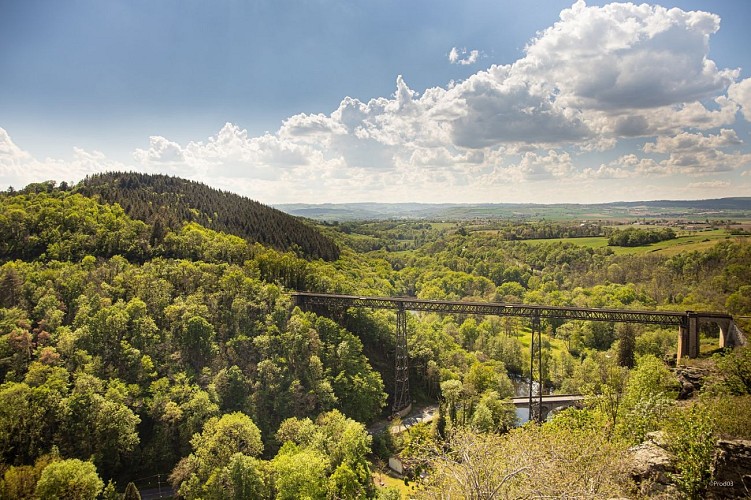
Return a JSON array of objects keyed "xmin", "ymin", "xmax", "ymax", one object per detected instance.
[{"xmin": 2, "ymin": 0, "xmax": 751, "ymax": 205}]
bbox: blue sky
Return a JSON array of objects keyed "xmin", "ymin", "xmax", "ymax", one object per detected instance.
[{"xmin": 2, "ymin": 0, "xmax": 751, "ymax": 204}]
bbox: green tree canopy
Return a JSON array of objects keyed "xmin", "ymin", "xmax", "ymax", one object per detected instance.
[
  {"xmin": 191, "ymin": 412, "xmax": 263, "ymax": 472},
  {"xmin": 34, "ymin": 458, "xmax": 103, "ymax": 500}
]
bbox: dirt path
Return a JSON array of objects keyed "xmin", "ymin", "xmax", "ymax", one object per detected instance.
[{"xmin": 368, "ymin": 404, "xmax": 438, "ymax": 435}]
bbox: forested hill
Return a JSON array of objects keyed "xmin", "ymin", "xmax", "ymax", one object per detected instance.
[{"xmin": 75, "ymin": 172, "xmax": 339, "ymax": 261}]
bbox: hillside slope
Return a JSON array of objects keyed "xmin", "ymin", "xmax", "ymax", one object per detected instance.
[{"xmin": 75, "ymin": 172, "xmax": 339, "ymax": 260}]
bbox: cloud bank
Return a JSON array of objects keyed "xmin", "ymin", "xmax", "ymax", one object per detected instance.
[{"xmin": 2, "ymin": 1, "xmax": 750, "ymax": 203}]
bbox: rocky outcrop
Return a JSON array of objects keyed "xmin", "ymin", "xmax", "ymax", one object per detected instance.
[
  {"xmin": 629, "ymin": 432, "xmax": 680, "ymax": 498},
  {"xmin": 707, "ymin": 439, "xmax": 751, "ymax": 499},
  {"xmin": 674, "ymin": 366, "xmax": 710, "ymax": 400},
  {"xmin": 631, "ymin": 433, "xmax": 751, "ymax": 499}
]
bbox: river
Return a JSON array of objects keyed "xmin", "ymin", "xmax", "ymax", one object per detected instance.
[{"xmin": 511, "ymin": 375, "xmax": 553, "ymax": 424}]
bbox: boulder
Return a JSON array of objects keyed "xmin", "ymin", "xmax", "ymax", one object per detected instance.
[
  {"xmin": 630, "ymin": 433, "xmax": 751, "ymax": 498},
  {"xmin": 629, "ymin": 432, "xmax": 680, "ymax": 498},
  {"xmin": 674, "ymin": 366, "xmax": 710, "ymax": 400},
  {"xmin": 707, "ymin": 439, "xmax": 751, "ymax": 499}
]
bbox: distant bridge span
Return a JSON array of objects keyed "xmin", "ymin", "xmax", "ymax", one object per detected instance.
[
  {"xmin": 512, "ymin": 394, "xmax": 585, "ymax": 420},
  {"xmin": 292, "ymin": 292, "xmax": 744, "ymax": 417}
]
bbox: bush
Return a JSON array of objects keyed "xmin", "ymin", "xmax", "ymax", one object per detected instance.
[
  {"xmin": 714, "ymin": 346, "xmax": 751, "ymax": 395},
  {"xmin": 664, "ymin": 404, "xmax": 715, "ymax": 499},
  {"xmin": 703, "ymin": 395, "xmax": 751, "ymax": 440},
  {"xmin": 372, "ymin": 430, "xmax": 395, "ymax": 460}
]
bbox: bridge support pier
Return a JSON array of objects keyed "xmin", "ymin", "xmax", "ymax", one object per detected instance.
[
  {"xmin": 717, "ymin": 318, "xmax": 733, "ymax": 349},
  {"xmin": 393, "ymin": 306, "xmax": 410, "ymax": 414},
  {"xmin": 677, "ymin": 314, "xmax": 699, "ymax": 361},
  {"xmin": 677, "ymin": 315, "xmax": 746, "ymax": 360},
  {"xmin": 529, "ymin": 315, "xmax": 542, "ymax": 424},
  {"xmin": 719, "ymin": 322, "xmax": 729, "ymax": 349}
]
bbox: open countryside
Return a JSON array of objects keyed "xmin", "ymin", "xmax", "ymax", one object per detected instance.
[
  {"xmin": 522, "ymin": 228, "xmax": 750, "ymax": 256},
  {"xmin": 3, "ymin": 0, "xmax": 751, "ymax": 498}
]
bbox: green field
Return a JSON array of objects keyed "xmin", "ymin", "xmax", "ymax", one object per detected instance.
[
  {"xmin": 520, "ymin": 229, "xmax": 748, "ymax": 256},
  {"xmin": 516, "ymin": 327, "xmax": 569, "ymax": 353}
]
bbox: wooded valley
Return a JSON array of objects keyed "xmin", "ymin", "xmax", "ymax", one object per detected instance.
[{"xmin": 1, "ymin": 174, "xmax": 750, "ymax": 498}]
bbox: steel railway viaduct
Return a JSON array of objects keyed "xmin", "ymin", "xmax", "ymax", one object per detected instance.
[{"xmin": 292, "ymin": 292, "xmax": 745, "ymax": 420}]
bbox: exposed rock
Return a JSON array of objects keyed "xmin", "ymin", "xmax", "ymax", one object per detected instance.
[
  {"xmin": 707, "ymin": 439, "xmax": 751, "ymax": 499},
  {"xmin": 631, "ymin": 433, "xmax": 751, "ymax": 499},
  {"xmin": 629, "ymin": 432, "xmax": 680, "ymax": 498},
  {"xmin": 674, "ymin": 366, "xmax": 710, "ymax": 400}
]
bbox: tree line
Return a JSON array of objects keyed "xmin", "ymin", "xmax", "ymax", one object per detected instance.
[{"xmin": 607, "ymin": 227, "xmax": 676, "ymax": 247}]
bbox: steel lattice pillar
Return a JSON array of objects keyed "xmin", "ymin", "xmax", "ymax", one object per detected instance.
[
  {"xmin": 393, "ymin": 306, "xmax": 410, "ymax": 414},
  {"xmin": 528, "ymin": 314, "xmax": 543, "ymax": 423}
]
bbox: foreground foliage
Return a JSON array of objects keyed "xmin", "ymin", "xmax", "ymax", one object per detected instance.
[{"xmin": 418, "ymin": 425, "xmax": 632, "ymax": 499}]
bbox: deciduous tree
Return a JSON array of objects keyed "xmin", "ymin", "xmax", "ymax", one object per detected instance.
[{"xmin": 34, "ymin": 458, "xmax": 103, "ymax": 500}]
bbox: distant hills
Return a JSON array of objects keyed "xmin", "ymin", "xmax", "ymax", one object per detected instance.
[
  {"xmin": 276, "ymin": 198, "xmax": 751, "ymax": 221},
  {"xmin": 76, "ymin": 172, "xmax": 340, "ymax": 260}
]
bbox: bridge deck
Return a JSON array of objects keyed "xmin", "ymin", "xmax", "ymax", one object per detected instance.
[
  {"xmin": 511, "ymin": 394, "xmax": 585, "ymax": 407},
  {"xmin": 293, "ymin": 292, "xmax": 731, "ymax": 326}
]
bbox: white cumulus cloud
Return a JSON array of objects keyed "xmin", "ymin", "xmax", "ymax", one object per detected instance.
[
  {"xmin": 133, "ymin": 136, "xmax": 185, "ymax": 164},
  {"xmin": 449, "ymin": 47, "xmax": 480, "ymax": 65},
  {"xmin": 520, "ymin": 0, "xmax": 736, "ymax": 111},
  {"xmin": 729, "ymin": 78, "xmax": 751, "ymax": 121},
  {"xmin": 643, "ymin": 129, "xmax": 742, "ymax": 154},
  {"xmin": 0, "ymin": 127, "xmax": 124, "ymax": 189}
]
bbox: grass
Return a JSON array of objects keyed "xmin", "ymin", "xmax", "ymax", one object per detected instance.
[
  {"xmin": 699, "ymin": 334, "xmax": 725, "ymax": 355},
  {"xmin": 515, "ymin": 327, "xmax": 569, "ymax": 353},
  {"xmin": 372, "ymin": 466, "xmax": 416, "ymax": 499},
  {"xmin": 519, "ymin": 229, "xmax": 748, "ymax": 256},
  {"xmin": 649, "ymin": 233, "xmax": 739, "ymax": 257}
]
